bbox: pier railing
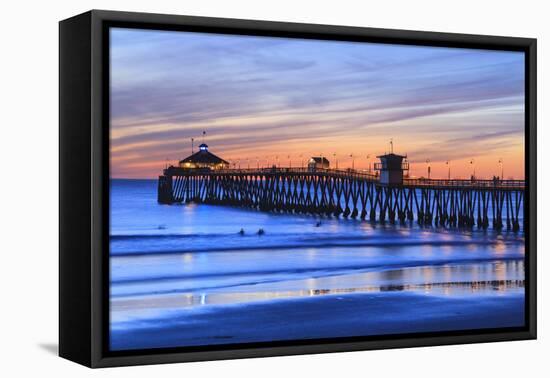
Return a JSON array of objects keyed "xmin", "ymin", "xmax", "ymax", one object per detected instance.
[
  {"xmin": 402, "ymin": 177, "xmax": 525, "ymax": 190},
  {"xmin": 164, "ymin": 166, "xmax": 380, "ymax": 179}
]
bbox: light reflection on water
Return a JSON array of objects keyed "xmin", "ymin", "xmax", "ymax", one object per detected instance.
[{"xmin": 111, "ymin": 260, "xmax": 524, "ymax": 315}]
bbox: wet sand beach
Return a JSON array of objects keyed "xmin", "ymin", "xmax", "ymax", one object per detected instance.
[{"xmin": 111, "ymin": 289, "xmax": 524, "ymax": 350}]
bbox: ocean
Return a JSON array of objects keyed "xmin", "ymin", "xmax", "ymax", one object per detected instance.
[{"xmin": 109, "ymin": 179, "xmax": 525, "ymax": 351}]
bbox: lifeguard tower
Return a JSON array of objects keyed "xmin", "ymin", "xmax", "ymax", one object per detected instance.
[{"xmin": 375, "ymin": 142, "xmax": 409, "ymax": 185}]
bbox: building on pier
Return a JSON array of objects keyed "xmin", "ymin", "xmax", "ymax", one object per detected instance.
[
  {"xmin": 179, "ymin": 143, "xmax": 229, "ymax": 170},
  {"xmin": 308, "ymin": 157, "xmax": 330, "ymax": 170},
  {"xmin": 375, "ymin": 153, "xmax": 409, "ymax": 185}
]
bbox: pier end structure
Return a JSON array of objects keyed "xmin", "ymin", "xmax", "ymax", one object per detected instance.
[{"xmin": 158, "ymin": 174, "xmax": 174, "ymax": 204}]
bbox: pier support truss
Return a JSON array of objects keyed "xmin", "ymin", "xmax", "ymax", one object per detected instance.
[{"xmin": 158, "ymin": 168, "xmax": 525, "ymax": 231}]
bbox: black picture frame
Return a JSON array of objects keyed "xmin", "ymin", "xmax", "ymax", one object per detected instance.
[{"xmin": 59, "ymin": 9, "xmax": 537, "ymax": 368}]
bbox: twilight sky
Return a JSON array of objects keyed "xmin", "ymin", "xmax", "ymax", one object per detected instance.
[{"xmin": 110, "ymin": 27, "xmax": 525, "ymax": 179}]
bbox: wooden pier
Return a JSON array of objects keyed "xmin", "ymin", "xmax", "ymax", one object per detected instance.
[{"xmin": 158, "ymin": 167, "xmax": 525, "ymax": 231}]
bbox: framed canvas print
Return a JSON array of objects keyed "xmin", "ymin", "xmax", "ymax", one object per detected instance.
[{"xmin": 59, "ymin": 10, "xmax": 536, "ymax": 368}]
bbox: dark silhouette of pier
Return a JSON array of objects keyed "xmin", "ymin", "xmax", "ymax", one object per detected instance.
[{"xmin": 158, "ymin": 166, "xmax": 525, "ymax": 231}]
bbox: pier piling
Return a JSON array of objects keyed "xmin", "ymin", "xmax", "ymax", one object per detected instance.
[{"xmin": 158, "ymin": 167, "xmax": 525, "ymax": 231}]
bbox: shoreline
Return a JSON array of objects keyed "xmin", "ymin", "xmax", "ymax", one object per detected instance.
[
  {"xmin": 110, "ymin": 238, "xmax": 524, "ymax": 257},
  {"xmin": 110, "ymin": 256, "xmax": 524, "ymax": 284}
]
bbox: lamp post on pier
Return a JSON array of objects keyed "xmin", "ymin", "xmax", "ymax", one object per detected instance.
[
  {"xmin": 367, "ymin": 154, "xmax": 371, "ymax": 173},
  {"xmin": 446, "ymin": 160, "xmax": 450, "ymax": 180},
  {"xmin": 350, "ymin": 154, "xmax": 355, "ymax": 170},
  {"xmin": 426, "ymin": 159, "xmax": 431, "ymax": 179},
  {"xmin": 498, "ymin": 158, "xmax": 504, "ymax": 179}
]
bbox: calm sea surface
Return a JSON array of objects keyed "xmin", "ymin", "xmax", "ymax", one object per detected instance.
[{"xmin": 110, "ymin": 179, "xmax": 525, "ymax": 351}]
